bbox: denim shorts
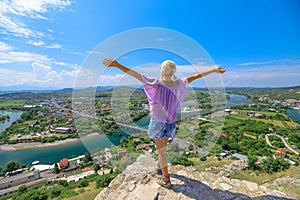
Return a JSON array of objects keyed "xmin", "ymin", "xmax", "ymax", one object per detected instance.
[{"xmin": 148, "ymin": 118, "xmax": 176, "ymax": 141}]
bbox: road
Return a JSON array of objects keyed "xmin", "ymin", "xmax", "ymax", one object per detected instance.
[
  {"xmin": 265, "ymin": 134, "xmax": 299, "ymax": 155},
  {"xmin": 279, "ymin": 135, "xmax": 299, "ymax": 155},
  {"xmin": 265, "ymin": 134, "xmax": 273, "ymax": 147}
]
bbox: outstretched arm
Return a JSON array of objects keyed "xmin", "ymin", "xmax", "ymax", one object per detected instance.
[
  {"xmin": 186, "ymin": 67, "xmax": 226, "ymax": 84},
  {"xmin": 103, "ymin": 58, "xmax": 143, "ymax": 82}
]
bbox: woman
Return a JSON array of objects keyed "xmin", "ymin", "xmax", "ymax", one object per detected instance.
[{"xmin": 103, "ymin": 58, "xmax": 226, "ymax": 188}]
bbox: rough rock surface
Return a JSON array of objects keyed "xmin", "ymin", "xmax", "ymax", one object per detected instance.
[{"xmin": 95, "ymin": 154, "xmax": 296, "ymax": 200}]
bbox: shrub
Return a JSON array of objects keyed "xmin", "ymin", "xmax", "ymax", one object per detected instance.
[
  {"xmin": 200, "ymin": 156, "xmax": 207, "ymax": 161},
  {"xmin": 17, "ymin": 185, "xmax": 27, "ymax": 194},
  {"xmin": 172, "ymin": 155, "xmax": 194, "ymax": 167},
  {"xmin": 248, "ymin": 156, "xmax": 258, "ymax": 170},
  {"xmin": 262, "ymin": 156, "xmax": 290, "ymax": 174},
  {"xmin": 96, "ymin": 174, "xmax": 114, "ymax": 188},
  {"xmin": 78, "ymin": 179, "xmax": 89, "ymax": 188}
]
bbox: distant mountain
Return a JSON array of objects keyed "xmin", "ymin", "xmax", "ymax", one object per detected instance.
[
  {"xmin": 68, "ymin": 86, "xmax": 115, "ymax": 92},
  {"xmin": 1, "ymin": 85, "xmax": 299, "ymax": 93},
  {"xmin": 0, "ymin": 85, "xmax": 59, "ymax": 92},
  {"xmin": 56, "ymin": 88, "xmax": 73, "ymax": 92},
  {"xmin": 225, "ymin": 85, "xmax": 300, "ymax": 90},
  {"xmin": 0, "ymin": 85, "xmax": 116, "ymax": 93}
]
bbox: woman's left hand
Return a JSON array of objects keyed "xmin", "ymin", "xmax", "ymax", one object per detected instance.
[{"xmin": 216, "ymin": 67, "xmax": 226, "ymax": 73}]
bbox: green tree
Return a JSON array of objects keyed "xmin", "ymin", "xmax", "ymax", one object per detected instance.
[
  {"xmin": 57, "ymin": 180, "xmax": 69, "ymax": 187},
  {"xmin": 96, "ymin": 174, "xmax": 114, "ymax": 188},
  {"xmin": 17, "ymin": 185, "xmax": 27, "ymax": 194},
  {"xmin": 248, "ymin": 155, "xmax": 258, "ymax": 170},
  {"xmin": 5, "ymin": 161, "xmax": 20, "ymax": 174},
  {"xmin": 79, "ymin": 162, "xmax": 85, "ymax": 169},
  {"xmin": 93, "ymin": 163, "xmax": 100, "ymax": 172},
  {"xmin": 14, "ymin": 189, "xmax": 48, "ymax": 200},
  {"xmin": 200, "ymin": 156, "xmax": 207, "ymax": 161},
  {"xmin": 78, "ymin": 179, "xmax": 89, "ymax": 188},
  {"xmin": 173, "ymin": 154, "xmax": 194, "ymax": 167},
  {"xmin": 53, "ymin": 163, "xmax": 59, "ymax": 174},
  {"xmin": 83, "ymin": 152, "xmax": 92, "ymax": 163},
  {"xmin": 21, "ymin": 112, "xmax": 32, "ymax": 120},
  {"xmin": 120, "ymin": 137, "xmax": 129, "ymax": 147},
  {"xmin": 49, "ymin": 186, "xmax": 63, "ymax": 198},
  {"xmin": 0, "ymin": 165, "xmax": 3, "ymax": 176},
  {"xmin": 262, "ymin": 156, "xmax": 290, "ymax": 174}
]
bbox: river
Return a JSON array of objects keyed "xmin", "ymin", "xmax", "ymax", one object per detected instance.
[
  {"xmin": 0, "ymin": 132, "xmax": 127, "ymax": 166},
  {"xmin": 286, "ymin": 109, "xmax": 300, "ymax": 124},
  {"xmin": 226, "ymin": 93, "xmax": 253, "ymax": 106},
  {"xmin": 0, "ymin": 94, "xmax": 299, "ymax": 167},
  {"xmin": 0, "ymin": 111, "xmax": 22, "ymax": 132},
  {"xmin": 0, "ymin": 111, "xmax": 132, "ymax": 166}
]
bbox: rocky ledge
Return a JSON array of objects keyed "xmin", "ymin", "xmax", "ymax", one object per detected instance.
[{"xmin": 95, "ymin": 154, "xmax": 296, "ymax": 200}]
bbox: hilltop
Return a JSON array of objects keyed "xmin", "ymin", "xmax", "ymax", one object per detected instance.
[{"xmin": 95, "ymin": 154, "xmax": 296, "ymax": 200}]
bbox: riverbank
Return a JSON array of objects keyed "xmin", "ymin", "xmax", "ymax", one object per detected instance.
[{"xmin": 0, "ymin": 133, "xmax": 99, "ymax": 151}]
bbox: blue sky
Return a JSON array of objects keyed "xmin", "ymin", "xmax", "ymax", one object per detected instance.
[{"xmin": 0, "ymin": 0, "xmax": 300, "ymax": 90}]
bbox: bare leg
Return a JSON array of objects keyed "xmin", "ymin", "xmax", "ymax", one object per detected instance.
[{"xmin": 155, "ymin": 137, "xmax": 169, "ymax": 177}]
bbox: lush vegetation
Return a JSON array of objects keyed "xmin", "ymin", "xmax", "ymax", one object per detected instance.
[
  {"xmin": 262, "ymin": 156, "xmax": 290, "ymax": 174},
  {"xmin": 0, "ymin": 114, "xmax": 9, "ymax": 122},
  {"xmin": 226, "ymin": 86, "xmax": 300, "ymax": 102},
  {"xmin": 0, "ymin": 161, "xmax": 28, "ymax": 176},
  {"xmin": 172, "ymin": 87, "xmax": 300, "ymax": 178},
  {"xmin": 0, "ymin": 172, "xmax": 119, "ymax": 200}
]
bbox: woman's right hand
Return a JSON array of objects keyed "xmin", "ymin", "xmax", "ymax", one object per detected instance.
[{"xmin": 103, "ymin": 58, "xmax": 120, "ymax": 67}]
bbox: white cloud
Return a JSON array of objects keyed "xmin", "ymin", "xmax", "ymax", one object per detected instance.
[
  {"xmin": 0, "ymin": 13, "xmax": 43, "ymax": 38},
  {"xmin": 0, "ymin": 68, "xmax": 35, "ymax": 86},
  {"xmin": 0, "ymin": 49, "xmax": 77, "ymax": 70},
  {"xmin": 0, "ymin": 0, "xmax": 73, "ymax": 38},
  {"xmin": 27, "ymin": 40, "xmax": 45, "ymax": 46},
  {"xmin": 9, "ymin": 0, "xmax": 72, "ymax": 17},
  {"xmin": 239, "ymin": 61, "xmax": 273, "ymax": 66},
  {"xmin": 0, "ymin": 51, "xmax": 50, "ymax": 64},
  {"xmin": 87, "ymin": 50, "xmax": 103, "ymax": 55},
  {"xmin": 73, "ymin": 51, "xmax": 86, "ymax": 56},
  {"xmin": 223, "ymin": 65, "xmax": 300, "ymax": 87},
  {"xmin": 0, "ymin": 1, "xmax": 78, "ymax": 89},
  {"xmin": 0, "ymin": 41, "xmax": 14, "ymax": 51},
  {"xmin": 32, "ymin": 61, "xmax": 52, "ymax": 79},
  {"xmin": 238, "ymin": 59, "xmax": 300, "ymax": 67},
  {"xmin": 0, "ymin": 47, "xmax": 81, "ymax": 87},
  {"xmin": 46, "ymin": 43, "xmax": 62, "ymax": 49},
  {"xmin": 97, "ymin": 74, "xmax": 126, "ymax": 86},
  {"xmin": 0, "ymin": 65, "xmax": 80, "ymax": 88}
]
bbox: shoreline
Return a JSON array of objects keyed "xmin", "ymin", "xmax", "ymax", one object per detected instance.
[{"xmin": 0, "ymin": 132, "xmax": 100, "ymax": 151}]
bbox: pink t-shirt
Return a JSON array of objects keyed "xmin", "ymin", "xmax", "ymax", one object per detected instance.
[{"xmin": 142, "ymin": 74, "xmax": 189, "ymax": 124}]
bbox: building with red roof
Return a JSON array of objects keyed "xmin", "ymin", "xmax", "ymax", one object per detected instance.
[{"xmin": 59, "ymin": 158, "xmax": 69, "ymax": 169}]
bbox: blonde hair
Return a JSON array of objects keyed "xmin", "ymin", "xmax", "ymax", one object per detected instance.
[{"xmin": 160, "ymin": 60, "xmax": 177, "ymax": 82}]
